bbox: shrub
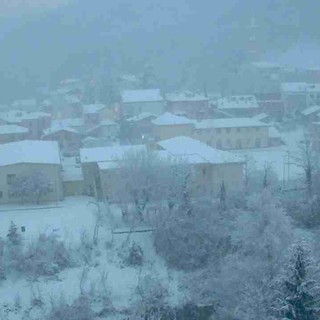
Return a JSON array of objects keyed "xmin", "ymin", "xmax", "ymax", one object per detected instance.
[
  {"xmin": 47, "ymin": 295, "xmax": 94, "ymax": 320},
  {"xmin": 20, "ymin": 233, "xmax": 72, "ymax": 277}
]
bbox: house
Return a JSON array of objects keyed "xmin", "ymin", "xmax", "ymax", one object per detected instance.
[
  {"xmin": 126, "ymin": 112, "xmax": 157, "ymax": 142},
  {"xmin": 281, "ymin": 82, "xmax": 320, "ymax": 115},
  {"xmin": 83, "ymin": 104, "xmax": 107, "ymax": 126},
  {"xmin": 120, "ymin": 89, "xmax": 165, "ymax": 118},
  {"xmin": 215, "ymin": 95, "xmax": 260, "ymax": 117},
  {"xmin": 155, "ymin": 136, "xmax": 245, "ymax": 195},
  {"xmin": 80, "ymin": 145, "xmax": 146, "ymax": 200},
  {"xmin": 42, "ymin": 126, "xmax": 81, "ymax": 156},
  {"xmin": 300, "ymin": 105, "xmax": 320, "ymax": 123},
  {"xmin": 151, "ymin": 112, "xmax": 195, "ymax": 141},
  {"xmin": 194, "ymin": 118, "xmax": 270, "ymax": 150},
  {"xmin": 0, "ymin": 110, "xmax": 51, "ymax": 139},
  {"xmin": 86, "ymin": 120, "xmax": 119, "ymax": 140},
  {"xmin": 0, "ymin": 125, "xmax": 28, "ymax": 144},
  {"xmin": 52, "ymin": 118, "xmax": 85, "ymax": 134},
  {"xmin": 166, "ymin": 91, "xmax": 210, "ymax": 119},
  {"xmin": 0, "ymin": 140, "xmax": 63, "ymax": 204},
  {"xmin": 255, "ymin": 93, "xmax": 284, "ymax": 120},
  {"xmin": 61, "ymin": 156, "xmax": 84, "ymax": 196}
]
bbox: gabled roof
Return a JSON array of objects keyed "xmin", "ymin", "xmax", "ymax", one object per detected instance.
[
  {"xmin": 301, "ymin": 105, "xmax": 320, "ymax": 116},
  {"xmin": 80, "ymin": 144, "xmax": 146, "ymax": 163},
  {"xmin": 195, "ymin": 118, "xmax": 270, "ymax": 129},
  {"xmin": 87, "ymin": 121, "xmax": 119, "ymax": 133},
  {"xmin": 121, "ymin": 89, "xmax": 163, "ymax": 103},
  {"xmin": 43, "ymin": 126, "xmax": 79, "ymax": 137},
  {"xmin": 0, "ymin": 110, "xmax": 50, "ymax": 124},
  {"xmin": 0, "ymin": 125, "xmax": 28, "ymax": 135},
  {"xmin": 0, "ymin": 140, "xmax": 60, "ymax": 167},
  {"xmin": 157, "ymin": 136, "xmax": 244, "ymax": 165},
  {"xmin": 127, "ymin": 112, "xmax": 157, "ymax": 122},
  {"xmin": 52, "ymin": 118, "xmax": 84, "ymax": 128},
  {"xmin": 151, "ymin": 112, "xmax": 195, "ymax": 126}
]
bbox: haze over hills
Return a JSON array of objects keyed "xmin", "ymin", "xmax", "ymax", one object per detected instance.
[{"xmin": 0, "ymin": 0, "xmax": 320, "ymax": 102}]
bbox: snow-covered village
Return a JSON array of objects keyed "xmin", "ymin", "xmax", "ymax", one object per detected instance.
[{"xmin": 1, "ymin": 1, "xmax": 320, "ymax": 320}]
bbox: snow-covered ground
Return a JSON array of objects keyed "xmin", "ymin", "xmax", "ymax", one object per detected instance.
[
  {"xmin": 0, "ymin": 197, "xmax": 182, "ymax": 319},
  {"xmin": 231, "ymin": 127, "xmax": 305, "ymax": 182}
]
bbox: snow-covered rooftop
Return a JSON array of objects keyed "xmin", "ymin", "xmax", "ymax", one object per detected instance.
[
  {"xmin": 80, "ymin": 145, "xmax": 146, "ymax": 163},
  {"xmin": 0, "ymin": 125, "xmax": 28, "ymax": 135},
  {"xmin": 281, "ymin": 82, "xmax": 320, "ymax": 93},
  {"xmin": 87, "ymin": 121, "xmax": 119, "ymax": 133},
  {"xmin": 216, "ymin": 95, "xmax": 259, "ymax": 110},
  {"xmin": 252, "ymin": 113, "xmax": 269, "ymax": 121},
  {"xmin": 121, "ymin": 89, "xmax": 163, "ymax": 103},
  {"xmin": 0, "ymin": 110, "xmax": 50, "ymax": 124},
  {"xmin": 127, "ymin": 112, "xmax": 157, "ymax": 122},
  {"xmin": 52, "ymin": 118, "xmax": 84, "ymax": 128},
  {"xmin": 196, "ymin": 118, "xmax": 270, "ymax": 129},
  {"xmin": 83, "ymin": 104, "xmax": 106, "ymax": 114},
  {"xmin": 0, "ymin": 140, "xmax": 60, "ymax": 166},
  {"xmin": 301, "ymin": 105, "xmax": 320, "ymax": 116},
  {"xmin": 98, "ymin": 161, "xmax": 121, "ymax": 170},
  {"xmin": 151, "ymin": 112, "xmax": 195, "ymax": 126},
  {"xmin": 166, "ymin": 91, "xmax": 209, "ymax": 102},
  {"xmin": 43, "ymin": 126, "xmax": 79, "ymax": 137},
  {"xmin": 157, "ymin": 136, "xmax": 244, "ymax": 165}
]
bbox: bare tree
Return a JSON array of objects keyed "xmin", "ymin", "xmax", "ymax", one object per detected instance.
[{"xmin": 293, "ymin": 132, "xmax": 315, "ymax": 198}]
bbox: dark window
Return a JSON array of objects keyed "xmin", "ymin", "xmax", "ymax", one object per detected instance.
[
  {"xmin": 202, "ymin": 168, "xmax": 206, "ymax": 176},
  {"xmin": 0, "ymin": 191, "xmax": 2, "ymax": 198},
  {"xmin": 7, "ymin": 174, "xmax": 16, "ymax": 185}
]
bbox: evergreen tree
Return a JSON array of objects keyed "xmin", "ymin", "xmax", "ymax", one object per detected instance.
[
  {"xmin": 7, "ymin": 221, "xmax": 22, "ymax": 246},
  {"xmin": 274, "ymin": 241, "xmax": 320, "ymax": 320}
]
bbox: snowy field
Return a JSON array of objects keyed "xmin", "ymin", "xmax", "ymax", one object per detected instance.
[
  {"xmin": 231, "ymin": 128, "xmax": 305, "ymax": 182},
  {"xmin": 0, "ymin": 197, "xmax": 182, "ymax": 319}
]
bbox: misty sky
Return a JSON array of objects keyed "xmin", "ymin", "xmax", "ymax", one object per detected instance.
[{"xmin": 0, "ymin": 0, "xmax": 70, "ymax": 16}]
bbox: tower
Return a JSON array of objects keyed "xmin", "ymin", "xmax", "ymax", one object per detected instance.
[{"xmin": 247, "ymin": 16, "xmax": 260, "ymax": 62}]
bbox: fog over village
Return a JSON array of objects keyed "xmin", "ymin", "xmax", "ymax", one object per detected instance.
[{"xmin": 1, "ymin": 1, "xmax": 320, "ymax": 319}]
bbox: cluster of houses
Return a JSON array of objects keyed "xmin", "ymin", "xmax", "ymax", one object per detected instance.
[{"xmin": 1, "ymin": 73, "xmax": 320, "ymax": 205}]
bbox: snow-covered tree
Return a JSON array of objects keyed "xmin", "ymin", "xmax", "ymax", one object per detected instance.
[
  {"xmin": 273, "ymin": 241, "xmax": 320, "ymax": 320},
  {"xmin": 10, "ymin": 172, "xmax": 52, "ymax": 204},
  {"xmin": 7, "ymin": 221, "xmax": 22, "ymax": 246},
  {"xmin": 233, "ymin": 190, "xmax": 294, "ymax": 274},
  {"xmin": 153, "ymin": 199, "xmax": 231, "ymax": 270}
]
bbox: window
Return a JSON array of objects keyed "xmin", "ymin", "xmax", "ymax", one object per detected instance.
[
  {"xmin": 217, "ymin": 128, "xmax": 221, "ymax": 134},
  {"xmin": 226, "ymin": 128, "xmax": 231, "ymax": 133},
  {"xmin": 237, "ymin": 128, "xmax": 241, "ymax": 132},
  {"xmin": 7, "ymin": 174, "xmax": 16, "ymax": 185},
  {"xmin": 236, "ymin": 139, "xmax": 242, "ymax": 149},
  {"xmin": 246, "ymin": 127, "xmax": 250, "ymax": 132},
  {"xmin": 0, "ymin": 191, "xmax": 2, "ymax": 199},
  {"xmin": 216, "ymin": 140, "xmax": 222, "ymax": 149},
  {"xmin": 202, "ymin": 168, "xmax": 206, "ymax": 176},
  {"xmin": 226, "ymin": 139, "xmax": 232, "ymax": 148},
  {"xmin": 255, "ymin": 127, "xmax": 260, "ymax": 132}
]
